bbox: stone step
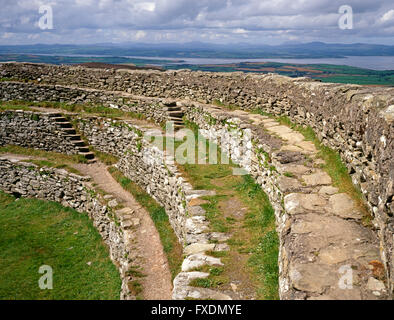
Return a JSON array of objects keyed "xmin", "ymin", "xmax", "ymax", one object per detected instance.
[
  {"xmin": 167, "ymin": 110, "xmax": 184, "ymax": 117},
  {"xmin": 87, "ymin": 159, "xmax": 97, "ymax": 164},
  {"xmin": 65, "ymin": 134, "xmax": 82, "ymax": 141},
  {"xmin": 62, "ymin": 128, "xmax": 77, "ymax": 134},
  {"xmin": 77, "ymin": 146, "xmax": 90, "ymax": 153},
  {"xmin": 56, "ymin": 122, "xmax": 73, "ymax": 128},
  {"xmin": 173, "ymin": 124, "xmax": 184, "ymax": 130},
  {"xmin": 79, "ymin": 152, "xmax": 95, "ymax": 160},
  {"xmin": 72, "ymin": 140, "xmax": 86, "ymax": 147},
  {"xmin": 47, "ymin": 113, "xmax": 63, "ymax": 118},
  {"xmin": 52, "ymin": 117, "xmax": 68, "ymax": 122},
  {"xmin": 166, "ymin": 106, "xmax": 182, "ymax": 112},
  {"xmin": 169, "ymin": 119, "xmax": 184, "ymax": 124}
]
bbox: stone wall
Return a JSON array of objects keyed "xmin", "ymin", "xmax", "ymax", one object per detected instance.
[
  {"xmin": 75, "ymin": 116, "xmax": 190, "ymax": 242},
  {"xmin": 0, "ymin": 62, "xmax": 392, "ymax": 297},
  {"xmin": 75, "ymin": 116, "xmax": 234, "ymax": 299},
  {"xmin": 0, "ymin": 110, "xmax": 78, "ymax": 154},
  {"xmin": 183, "ymin": 102, "xmax": 388, "ymax": 299},
  {"xmin": 0, "ymin": 158, "xmax": 139, "ymax": 299},
  {"xmin": 0, "ymin": 109, "xmax": 233, "ymax": 299},
  {"xmin": 1, "ymin": 64, "xmax": 392, "ymax": 228},
  {"xmin": 0, "ymin": 81, "xmax": 170, "ymax": 125}
]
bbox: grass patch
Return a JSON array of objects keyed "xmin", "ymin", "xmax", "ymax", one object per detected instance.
[
  {"xmin": 0, "ymin": 100, "xmax": 147, "ymax": 121},
  {"xmin": 108, "ymin": 167, "xmax": 183, "ymax": 280},
  {"xmin": 0, "ymin": 101, "xmax": 33, "ymax": 112},
  {"xmin": 213, "ymin": 99, "xmax": 239, "ymax": 111},
  {"xmin": 235, "ymin": 175, "xmax": 279, "ymax": 300},
  {"xmin": 94, "ymin": 150, "xmax": 119, "ymax": 166},
  {"xmin": 176, "ymin": 120, "xmax": 279, "ymax": 300},
  {"xmin": 0, "ymin": 191, "xmax": 121, "ymax": 300},
  {"xmin": 0, "ymin": 145, "xmax": 87, "ymax": 171}
]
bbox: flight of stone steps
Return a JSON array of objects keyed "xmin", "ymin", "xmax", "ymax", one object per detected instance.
[
  {"xmin": 165, "ymin": 102, "xmax": 185, "ymax": 130},
  {"xmin": 48, "ymin": 113, "xmax": 96, "ymax": 163}
]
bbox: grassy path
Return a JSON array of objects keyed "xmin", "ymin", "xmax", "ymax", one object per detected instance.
[{"xmin": 176, "ymin": 124, "xmax": 279, "ymax": 300}]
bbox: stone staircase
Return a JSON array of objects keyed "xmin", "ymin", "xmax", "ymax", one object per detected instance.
[
  {"xmin": 165, "ymin": 102, "xmax": 185, "ymax": 131},
  {"xmin": 49, "ymin": 113, "xmax": 96, "ymax": 163}
]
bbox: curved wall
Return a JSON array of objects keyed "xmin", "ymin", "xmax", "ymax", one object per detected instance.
[{"xmin": 0, "ymin": 62, "xmax": 392, "ymax": 297}]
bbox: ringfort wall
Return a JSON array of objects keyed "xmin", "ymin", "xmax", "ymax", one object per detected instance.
[{"xmin": 0, "ymin": 62, "xmax": 392, "ymax": 298}]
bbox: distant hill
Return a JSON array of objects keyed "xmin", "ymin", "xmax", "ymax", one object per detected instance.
[{"xmin": 1, "ymin": 42, "xmax": 394, "ymax": 59}]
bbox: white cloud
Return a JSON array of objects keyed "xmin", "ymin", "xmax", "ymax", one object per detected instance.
[
  {"xmin": 135, "ymin": 30, "xmax": 147, "ymax": 40},
  {"xmin": 380, "ymin": 9, "xmax": 394, "ymax": 23},
  {"xmin": 233, "ymin": 28, "xmax": 248, "ymax": 34},
  {"xmin": 135, "ymin": 2, "xmax": 156, "ymax": 12},
  {"xmin": 0, "ymin": 0, "xmax": 393, "ymax": 44}
]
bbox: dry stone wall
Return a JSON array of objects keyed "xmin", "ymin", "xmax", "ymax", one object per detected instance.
[
  {"xmin": 1, "ymin": 63, "xmax": 392, "ymax": 226},
  {"xmin": 0, "ymin": 62, "xmax": 392, "ymax": 298},
  {"xmin": 0, "ymin": 110, "xmax": 78, "ymax": 154},
  {"xmin": 183, "ymin": 102, "xmax": 388, "ymax": 299},
  {"xmin": 76, "ymin": 116, "xmax": 189, "ymax": 242},
  {"xmin": 0, "ymin": 158, "xmax": 139, "ymax": 300},
  {"xmin": 0, "ymin": 81, "xmax": 170, "ymax": 125},
  {"xmin": 75, "ymin": 116, "xmax": 233, "ymax": 299}
]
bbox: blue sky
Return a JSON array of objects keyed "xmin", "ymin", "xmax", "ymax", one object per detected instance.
[{"xmin": 1, "ymin": 0, "xmax": 393, "ymax": 45}]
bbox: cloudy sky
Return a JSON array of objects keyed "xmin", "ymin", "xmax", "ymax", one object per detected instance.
[{"xmin": 1, "ymin": 0, "xmax": 393, "ymax": 45}]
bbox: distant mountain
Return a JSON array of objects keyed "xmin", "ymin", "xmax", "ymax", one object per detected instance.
[{"xmin": 0, "ymin": 42, "xmax": 393, "ymax": 59}]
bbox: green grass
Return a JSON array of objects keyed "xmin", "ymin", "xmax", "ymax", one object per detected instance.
[
  {"xmin": 108, "ymin": 167, "xmax": 183, "ymax": 280},
  {"xmin": 0, "ymin": 145, "xmax": 87, "ymax": 169},
  {"xmin": 213, "ymin": 99, "xmax": 239, "ymax": 111},
  {"xmin": 0, "ymin": 100, "xmax": 148, "ymax": 121},
  {"xmin": 94, "ymin": 150, "xmax": 119, "ymax": 166},
  {"xmin": 236, "ymin": 175, "xmax": 279, "ymax": 300},
  {"xmin": 0, "ymin": 191, "xmax": 121, "ymax": 300},
  {"xmin": 0, "ymin": 102, "xmax": 33, "ymax": 112},
  {"xmin": 178, "ymin": 121, "xmax": 279, "ymax": 299}
]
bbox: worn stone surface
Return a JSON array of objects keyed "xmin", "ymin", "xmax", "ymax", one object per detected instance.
[
  {"xmin": 184, "ymin": 103, "xmax": 390, "ymax": 300},
  {"xmin": 329, "ymin": 193, "xmax": 363, "ymax": 220}
]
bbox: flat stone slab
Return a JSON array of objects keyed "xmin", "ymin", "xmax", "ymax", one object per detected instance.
[
  {"xmin": 186, "ymin": 287, "xmax": 232, "ymax": 300},
  {"xmin": 329, "ymin": 193, "xmax": 363, "ymax": 220},
  {"xmin": 281, "ymin": 145, "xmax": 304, "ymax": 153},
  {"xmin": 184, "ymin": 243, "xmax": 216, "ymax": 255},
  {"xmin": 302, "ymin": 171, "xmax": 332, "ymax": 186},
  {"xmin": 280, "ymin": 132, "xmax": 305, "ymax": 144},
  {"xmin": 289, "ymin": 263, "xmax": 335, "ymax": 294},
  {"xmin": 277, "ymin": 163, "xmax": 313, "ymax": 176},
  {"xmin": 182, "ymin": 254, "xmax": 223, "ymax": 272},
  {"xmin": 284, "ymin": 193, "xmax": 328, "ymax": 215},
  {"xmin": 319, "ymin": 186, "xmax": 339, "ymax": 195}
]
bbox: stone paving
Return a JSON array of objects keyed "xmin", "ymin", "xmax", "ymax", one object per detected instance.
[{"xmin": 220, "ymin": 109, "xmax": 389, "ymax": 299}]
